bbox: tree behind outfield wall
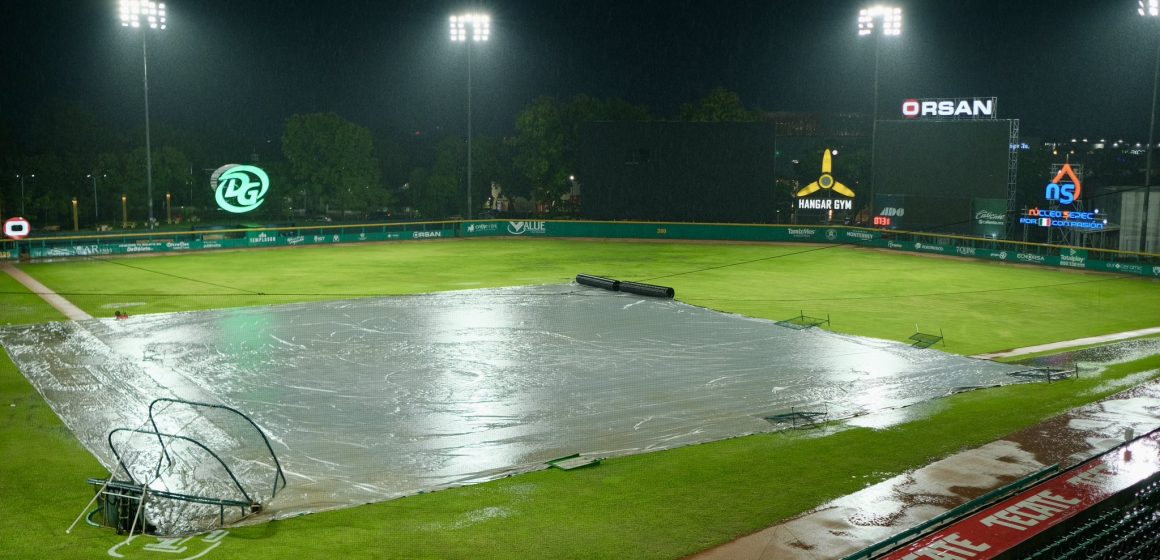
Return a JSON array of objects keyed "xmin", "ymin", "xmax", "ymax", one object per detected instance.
[
  {"xmin": 679, "ymin": 87, "xmax": 760, "ymax": 123},
  {"xmin": 95, "ymin": 146, "xmax": 192, "ymax": 227},
  {"xmin": 281, "ymin": 113, "xmax": 385, "ymax": 218},
  {"xmin": 513, "ymin": 95, "xmax": 652, "ymax": 208}
]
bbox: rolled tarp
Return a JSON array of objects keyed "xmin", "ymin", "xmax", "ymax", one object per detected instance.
[
  {"xmin": 618, "ymin": 281, "xmax": 675, "ymax": 299},
  {"xmin": 576, "ymin": 274, "xmax": 620, "ymax": 291}
]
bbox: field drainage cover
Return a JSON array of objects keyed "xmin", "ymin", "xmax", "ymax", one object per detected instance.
[{"xmin": 0, "ymin": 283, "xmax": 1024, "ymax": 521}]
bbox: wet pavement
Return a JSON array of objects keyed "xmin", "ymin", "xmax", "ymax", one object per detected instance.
[
  {"xmin": 0, "ymin": 284, "xmax": 1024, "ymax": 526},
  {"xmin": 689, "ymin": 342, "xmax": 1160, "ymax": 560}
]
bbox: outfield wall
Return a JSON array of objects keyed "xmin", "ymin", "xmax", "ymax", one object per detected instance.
[{"xmin": 3, "ymin": 220, "xmax": 1159, "ymax": 279}]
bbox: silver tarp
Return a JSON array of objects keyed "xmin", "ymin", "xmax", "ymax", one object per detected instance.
[{"xmin": 0, "ymin": 284, "xmax": 1025, "ymax": 521}]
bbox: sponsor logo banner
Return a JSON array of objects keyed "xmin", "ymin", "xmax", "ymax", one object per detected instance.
[
  {"xmin": 882, "ymin": 431, "xmax": 1160, "ymax": 560},
  {"xmin": 786, "ymin": 228, "xmax": 818, "ymax": 239},
  {"xmin": 973, "ymin": 198, "xmax": 1007, "ymax": 238},
  {"xmin": 875, "ymin": 194, "xmax": 906, "ymax": 229},
  {"xmin": 901, "ymin": 97, "xmax": 997, "ymax": 119},
  {"xmin": 464, "ymin": 222, "xmax": 502, "ymax": 235},
  {"xmin": 844, "ymin": 230, "xmax": 877, "ymax": 242},
  {"xmin": 508, "ymin": 221, "xmax": 547, "ymax": 235},
  {"xmin": 212, "ymin": 164, "xmax": 270, "ymax": 214},
  {"xmin": 1059, "ymin": 248, "xmax": 1086, "ymax": 269}
]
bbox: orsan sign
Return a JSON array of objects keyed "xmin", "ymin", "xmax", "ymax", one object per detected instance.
[{"xmin": 901, "ymin": 97, "xmax": 997, "ymax": 120}]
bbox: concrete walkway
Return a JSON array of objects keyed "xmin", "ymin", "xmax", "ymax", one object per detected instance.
[
  {"xmin": 1, "ymin": 263, "xmax": 92, "ymax": 320},
  {"xmin": 688, "ymin": 381, "xmax": 1160, "ymax": 560},
  {"xmin": 972, "ymin": 327, "xmax": 1160, "ymax": 360}
]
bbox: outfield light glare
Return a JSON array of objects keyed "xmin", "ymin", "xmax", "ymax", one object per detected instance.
[
  {"xmin": 1141, "ymin": 0, "xmax": 1160, "ymax": 17},
  {"xmin": 119, "ymin": 0, "xmax": 167, "ymax": 29},
  {"xmin": 450, "ymin": 12, "xmax": 490, "ymax": 42},
  {"xmin": 858, "ymin": 5, "xmax": 902, "ymax": 36}
]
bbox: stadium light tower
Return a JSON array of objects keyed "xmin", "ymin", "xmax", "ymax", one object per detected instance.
[
  {"xmin": 17, "ymin": 174, "xmax": 34, "ymax": 216},
  {"xmin": 1139, "ymin": 0, "xmax": 1159, "ymax": 252},
  {"xmin": 858, "ymin": 5, "xmax": 902, "ymax": 222},
  {"xmin": 87, "ymin": 173, "xmax": 107, "ymax": 223},
  {"xmin": 450, "ymin": 12, "xmax": 490, "ymax": 220},
  {"xmin": 119, "ymin": 0, "xmax": 166, "ymax": 230}
]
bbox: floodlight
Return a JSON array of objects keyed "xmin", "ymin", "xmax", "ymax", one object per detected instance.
[
  {"xmin": 120, "ymin": 0, "xmax": 166, "ymax": 30},
  {"xmin": 858, "ymin": 5, "xmax": 902, "ymax": 218},
  {"xmin": 1141, "ymin": 0, "xmax": 1160, "ymax": 17},
  {"xmin": 858, "ymin": 5, "xmax": 903, "ymax": 36},
  {"xmin": 450, "ymin": 12, "xmax": 489, "ymax": 42},
  {"xmin": 449, "ymin": 13, "xmax": 493, "ymax": 219},
  {"xmin": 118, "ymin": 1, "xmax": 167, "ymax": 230}
]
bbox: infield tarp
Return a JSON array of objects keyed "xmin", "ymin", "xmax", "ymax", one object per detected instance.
[{"xmin": 0, "ymin": 284, "xmax": 1026, "ymax": 521}]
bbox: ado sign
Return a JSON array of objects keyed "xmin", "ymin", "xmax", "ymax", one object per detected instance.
[{"xmin": 4, "ymin": 217, "xmax": 30, "ymax": 240}]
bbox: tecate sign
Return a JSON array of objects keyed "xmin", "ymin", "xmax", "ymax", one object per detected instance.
[{"xmin": 901, "ymin": 97, "xmax": 997, "ymax": 119}]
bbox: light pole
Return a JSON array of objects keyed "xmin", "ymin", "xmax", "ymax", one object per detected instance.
[
  {"xmin": 87, "ymin": 173, "xmax": 106, "ymax": 224},
  {"xmin": 119, "ymin": 0, "xmax": 166, "ymax": 230},
  {"xmin": 16, "ymin": 174, "xmax": 34, "ymax": 216},
  {"xmin": 858, "ymin": 5, "xmax": 902, "ymax": 222},
  {"xmin": 1139, "ymin": 0, "xmax": 1159, "ymax": 252},
  {"xmin": 450, "ymin": 12, "xmax": 490, "ymax": 220}
]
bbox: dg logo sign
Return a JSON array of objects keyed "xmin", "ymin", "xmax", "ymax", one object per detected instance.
[
  {"xmin": 4, "ymin": 217, "xmax": 30, "ymax": 240},
  {"xmin": 211, "ymin": 164, "xmax": 270, "ymax": 214}
]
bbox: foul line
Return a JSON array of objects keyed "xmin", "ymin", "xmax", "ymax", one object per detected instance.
[
  {"xmin": 2, "ymin": 263, "xmax": 92, "ymax": 320},
  {"xmin": 972, "ymin": 327, "xmax": 1160, "ymax": 360}
]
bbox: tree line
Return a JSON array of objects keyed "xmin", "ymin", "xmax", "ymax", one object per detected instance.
[
  {"xmin": 0, "ymin": 88, "xmax": 778, "ymax": 229},
  {"xmin": 0, "ymin": 88, "xmax": 1146, "ymax": 230}
]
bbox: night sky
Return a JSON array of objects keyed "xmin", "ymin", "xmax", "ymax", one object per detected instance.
[{"xmin": 3, "ymin": 0, "xmax": 1159, "ymax": 146}]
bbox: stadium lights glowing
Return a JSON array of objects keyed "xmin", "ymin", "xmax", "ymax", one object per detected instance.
[
  {"xmin": 119, "ymin": 0, "xmax": 167, "ymax": 30},
  {"xmin": 118, "ymin": 0, "xmax": 166, "ymax": 230},
  {"xmin": 858, "ymin": 5, "xmax": 902, "ymax": 36},
  {"xmin": 449, "ymin": 13, "xmax": 490, "ymax": 42},
  {"xmin": 449, "ymin": 12, "xmax": 492, "ymax": 220},
  {"xmin": 1139, "ymin": 0, "xmax": 1160, "ymax": 251}
]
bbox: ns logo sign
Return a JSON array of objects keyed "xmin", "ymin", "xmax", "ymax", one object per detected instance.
[{"xmin": 1045, "ymin": 163, "xmax": 1081, "ymax": 205}]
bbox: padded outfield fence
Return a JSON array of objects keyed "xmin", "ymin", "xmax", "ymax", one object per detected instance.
[{"xmin": 2, "ymin": 219, "xmax": 1159, "ymax": 279}]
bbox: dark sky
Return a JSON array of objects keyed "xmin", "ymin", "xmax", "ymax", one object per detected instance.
[{"xmin": 3, "ymin": 0, "xmax": 1159, "ymax": 146}]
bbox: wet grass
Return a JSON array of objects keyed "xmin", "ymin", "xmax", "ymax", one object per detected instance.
[
  {"xmin": 10, "ymin": 238, "xmax": 1160, "ymax": 355},
  {"xmin": 1, "ymin": 344, "xmax": 1156, "ymax": 559},
  {"xmin": 0, "ymin": 271, "xmax": 62, "ymax": 325},
  {"xmin": 1, "ymin": 238, "xmax": 1158, "ymax": 558}
]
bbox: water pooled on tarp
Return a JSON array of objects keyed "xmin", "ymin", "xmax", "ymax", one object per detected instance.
[{"xmin": 0, "ymin": 284, "xmax": 1025, "ymax": 522}]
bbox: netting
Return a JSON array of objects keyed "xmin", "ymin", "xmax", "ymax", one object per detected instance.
[{"xmin": 102, "ymin": 399, "xmax": 284, "ymax": 535}]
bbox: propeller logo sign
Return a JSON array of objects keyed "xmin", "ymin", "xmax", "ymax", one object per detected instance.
[
  {"xmin": 796, "ymin": 149, "xmax": 855, "ymax": 210},
  {"xmin": 212, "ymin": 164, "xmax": 270, "ymax": 214}
]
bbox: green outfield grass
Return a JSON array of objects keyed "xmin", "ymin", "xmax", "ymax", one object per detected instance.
[
  {"xmin": 10, "ymin": 239, "xmax": 1160, "ymax": 355},
  {"xmin": 1, "ymin": 238, "xmax": 1158, "ymax": 559}
]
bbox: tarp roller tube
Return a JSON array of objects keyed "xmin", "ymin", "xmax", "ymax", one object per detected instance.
[
  {"xmin": 576, "ymin": 274, "xmax": 620, "ymax": 291},
  {"xmin": 618, "ymin": 281, "xmax": 675, "ymax": 299}
]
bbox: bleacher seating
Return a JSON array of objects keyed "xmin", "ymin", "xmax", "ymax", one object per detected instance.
[{"xmin": 1021, "ymin": 478, "xmax": 1159, "ymax": 559}]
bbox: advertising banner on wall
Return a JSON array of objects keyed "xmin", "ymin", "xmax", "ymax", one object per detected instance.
[{"xmin": 972, "ymin": 198, "xmax": 1007, "ymax": 238}]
